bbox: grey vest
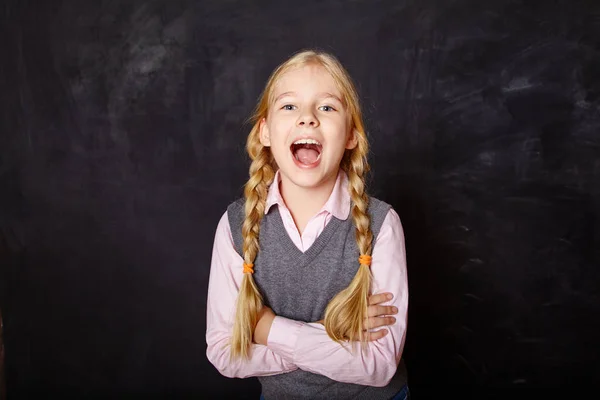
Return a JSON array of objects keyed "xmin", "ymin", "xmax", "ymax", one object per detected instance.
[{"xmin": 227, "ymin": 197, "xmax": 407, "ymax": 400}]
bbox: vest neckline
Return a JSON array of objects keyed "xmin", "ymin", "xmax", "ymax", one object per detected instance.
[{"xmin": 268, "ymin": 205, "xmax": 347, "ymax": 263}]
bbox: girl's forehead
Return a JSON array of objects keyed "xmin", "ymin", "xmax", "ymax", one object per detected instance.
[{"xmin": 272, "ymin": 64, "xmax": 341, "ymax": 96}]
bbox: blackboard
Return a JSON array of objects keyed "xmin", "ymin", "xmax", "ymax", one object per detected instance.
[{"xmin": 1, "ymin": 0, "xmax": 599, "ymax": 398}]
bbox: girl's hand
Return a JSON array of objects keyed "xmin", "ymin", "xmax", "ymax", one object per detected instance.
[
  {"xmin": 313, "ymin": 292, "xmax": 398, "ymax": 342},
  {"xmin": 253, "ymin": 306, "xmax": 276, "ymax": 346},
  {"xmin": 365, "ymin": 292, "xmax": 397, "ymax": 341}
]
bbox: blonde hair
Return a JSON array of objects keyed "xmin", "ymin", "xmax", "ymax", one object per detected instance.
[{"xmin": 230, "ymin": 49, "xmax": 373, "ymax": 359}]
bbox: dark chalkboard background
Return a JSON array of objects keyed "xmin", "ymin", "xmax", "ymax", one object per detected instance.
[{"xmin": 1, "ymin": 0, "xmax": 599, "ymax": 398}]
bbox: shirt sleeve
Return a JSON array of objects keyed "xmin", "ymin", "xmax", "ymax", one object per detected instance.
[
  {"xmin": 205, "ymin": 211, "xmax": 298, "ymax": 378},
  {"xmin": 266, "ymin": 208, "xmax": 408, "ymax": 387}
]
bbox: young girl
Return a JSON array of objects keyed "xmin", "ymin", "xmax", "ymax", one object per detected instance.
[{"xmin": 206, "ymin": 49, "xmax": 409, "ymax": 400}]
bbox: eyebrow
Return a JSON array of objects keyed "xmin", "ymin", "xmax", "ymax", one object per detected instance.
[
  {"xmin": 272, "ymin": 91, "xmax": 344, "ymax": 104},
  {"xmin": 273, "ymin": 91, "xmax": 295, "ymax": 103},
  {"xmin": 318, "ymin": 92, "xmax": 344, "ymax": 104}
]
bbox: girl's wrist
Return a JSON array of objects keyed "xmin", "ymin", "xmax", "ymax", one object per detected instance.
[{"xmin": 253, "ymin": 307, "xmax": 276, "ymax": 346}]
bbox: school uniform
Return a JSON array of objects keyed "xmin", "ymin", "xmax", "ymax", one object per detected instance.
[{"xmin": 207, "ymin": 170, "xmax": 409, "ymax": 399}]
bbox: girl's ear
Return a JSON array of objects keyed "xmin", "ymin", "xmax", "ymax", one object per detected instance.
[
  {"xmin": 259, "ymin": 117, "xmax": 271, "ymax": 147},
  {"xmin": 345, "ymin": 128, "xmax": 358, "ymax": 150}
]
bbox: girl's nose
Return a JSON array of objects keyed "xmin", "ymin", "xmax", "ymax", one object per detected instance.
[{"xmin": 297, "ymin": 112, "xmax": 319, "ymax": 127}]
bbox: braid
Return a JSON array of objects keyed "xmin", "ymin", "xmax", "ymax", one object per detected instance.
[
  {"xmin": 348, "ymin": 150, "xmax": 372, "ymax": 256},
  {"xmin": 230, "ymin": 140, "xmax": 274, "ymax": 359},
  {"xmin": 323, "ymin": 145, "xmax": 373, "ymax": 345}
]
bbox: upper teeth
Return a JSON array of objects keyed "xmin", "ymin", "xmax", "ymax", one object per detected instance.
[{"xmin": 294, "ymin": 139, "xmax": 321, "ymax": 145}]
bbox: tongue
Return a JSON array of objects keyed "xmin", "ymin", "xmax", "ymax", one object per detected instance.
[{"xmin": 296, "ymin": 147, "xmax": 320, "ymax": 164}]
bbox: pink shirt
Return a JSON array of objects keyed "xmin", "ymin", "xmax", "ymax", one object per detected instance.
[{"xmin": 206, "ymin": 170, "xmax": 409, "ymax": 387}]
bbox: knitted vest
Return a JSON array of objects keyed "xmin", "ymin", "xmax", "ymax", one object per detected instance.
[{"xmin": 227, "ymin": 197, "xmax": 407, "ymax": 400}]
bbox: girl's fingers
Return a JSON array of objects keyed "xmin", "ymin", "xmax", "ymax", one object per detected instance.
[
  {"xmin": 366, "ymin": 329, "xmax": 388, "ymax": 342},
  {"xmin": 367, "ymin": 304, "xmax": 398, "ymax": 318},
  {"xmin": 368, "ymin": 292, "xmax": 393, "ymax": 306},
  {"xmin": 365, "ymin": 316, "xmax": 396, "ymax": 330}
]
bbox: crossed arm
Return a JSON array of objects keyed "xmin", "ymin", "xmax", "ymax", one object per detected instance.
[
  {"xmin": 253, "ymin": 292, "xmax": 397, "ymax": 345},
  {"xmin": 205, "ymin": 209, "xmax": 408, "ymax": 386}
]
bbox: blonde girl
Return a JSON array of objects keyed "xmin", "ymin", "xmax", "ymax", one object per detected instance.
[{"xmin": 206, "ymin": 49, "xmax": 409, "ymax": 400}]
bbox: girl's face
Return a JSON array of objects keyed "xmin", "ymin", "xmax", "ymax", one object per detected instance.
[{"xmin": 259, "ymin": 64, "xmax": 357, "ymax": 194}]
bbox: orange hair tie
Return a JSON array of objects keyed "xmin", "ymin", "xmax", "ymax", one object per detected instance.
[
  {"xmin": 358, "ymin": 255, "xmax": 372, "ymax": 266},
  {"xmin": 243, "ymin": 263, "xmax": 254, "ymax": 274}
]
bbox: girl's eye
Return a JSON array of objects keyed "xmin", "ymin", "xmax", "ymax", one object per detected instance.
[
  {"xmin": 319, "ymin": 105, "xmax": 336, "ymax": 112},
  {"xmin": 282, "ymin": 104, "xmax": 296, "ymax": 111}
]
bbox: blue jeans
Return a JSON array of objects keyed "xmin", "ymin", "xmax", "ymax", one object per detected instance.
[
  {"xmin": 259, "ymin": 384, "xmax": 410, "ymax": 400},
  {"xmin": 391, "ymin": 384, "xmax": 410, "ymax": 400}
]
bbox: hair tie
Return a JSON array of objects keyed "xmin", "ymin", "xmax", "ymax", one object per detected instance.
[
  {"xmin": 243, "ymin": 263, "xmax": 254, "ymax": 274},
  {"xmin": 358, "ymin": 255, "xmax": 372, "ymax": 266}
]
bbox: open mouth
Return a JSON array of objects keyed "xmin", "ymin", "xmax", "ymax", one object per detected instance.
[{"xmin": 291, "ymin": 139, "xmax": 322, "ymax": 166}]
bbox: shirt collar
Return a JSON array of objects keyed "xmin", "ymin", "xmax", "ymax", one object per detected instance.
[{"xmin": 264, "ymin": 169, "xmax": 351, "ymax": 220}]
